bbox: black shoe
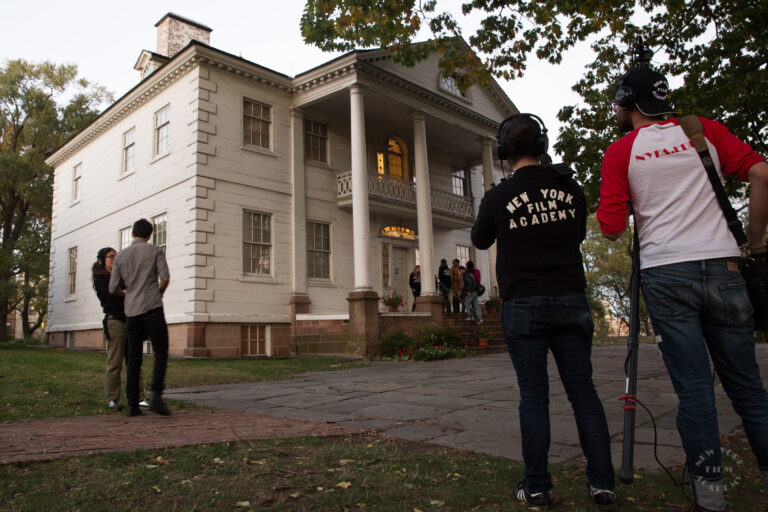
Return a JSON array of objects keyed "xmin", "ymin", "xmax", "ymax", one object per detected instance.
[
  {"xmin": 514, "ymin": 481, "xmax": 552, "ymax": 507},
  {"xmin": 126, "ymin": 406, "xmax": 142, "ymax": 417},
  {"xmin": 589, "ymin": 486, "xmax": 617, "ymax": 511},
  {"xmin": 149, "ymin": 394, "xmax": 171, "ymax": 416}
]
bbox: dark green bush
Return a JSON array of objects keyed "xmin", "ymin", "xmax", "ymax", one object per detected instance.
[
  {"xmin": 378, "ymin": 329, "xmax": 412, "ymax": 356},
  {"xmin": 413, "ymin": 323, "xmax": 462, "ymax": 348}
]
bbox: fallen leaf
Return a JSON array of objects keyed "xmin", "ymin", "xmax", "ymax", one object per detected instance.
[
  {"xmin": 234, "ymin": 501, "xmax": 250, "ymax": 508},
  {"xmin": 338, "ymin": 459, "xmax": 355, "ymax": 465},
  {"xmin": 248, "ymin": 459, "xmax": 267, "ymax": 465},
  {"xmin": 212, "ymin": 458, "xmax": 224, "ymax": 464},
  {"xmin": 626, "ymin": 497, "xmax": 636, "ymax": 502},
  {"xmin": 145, "ymin": 465, "xmax": 158, "ymax": 469},
  {"xmin": 180, "ymin": 479, "xmax": 192, "ymax": 486},
  {"xmin": 429, "ymin": 500, "xmax": 444, "ymax": 506},
  {"xmin": 414, "ymin": 509, "xmax": 423, "ymax": 512},
  {"xmin": 289, "ymin": 492, "xmax": 301, "ymax": 499},
  {"xmin": 336, "ymin": 482, "xmax": 352, "ymax": 489},
  {"xmin": 151, "ymin": 486, "xmax": 162, "ymax": 494},
  {"xmin": 316, "ymin": 486, "xmax": 324, "ymax": 491}
]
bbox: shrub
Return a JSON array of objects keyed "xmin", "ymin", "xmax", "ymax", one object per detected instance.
[
  {"xmin": 414, "ymin": 323, "xmax": 462, "ymax": 348},
  {"xmin": 378, "ymin": 329, "xmax": 412, "ymax": 357},
  {"xmin": 411, "ymin": 344, "xmax": 471, "ymax": 361}
]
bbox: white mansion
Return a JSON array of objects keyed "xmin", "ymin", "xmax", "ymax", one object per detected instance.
[{"xmin": 45, "ymin": 13, "xmax": 516, "ymax": 358}]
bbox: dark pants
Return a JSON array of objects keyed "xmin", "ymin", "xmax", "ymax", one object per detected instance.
[
  {"xmin": 126, "ymin": 307, "xmax": 169, "ymax": 408},
  {"xmin": 641, "ymin": 259, "xmax": 768, "ymax": 485},
  {"xmin": 502, "ymin": 291, "xmax": 614, "ymax": 493}
]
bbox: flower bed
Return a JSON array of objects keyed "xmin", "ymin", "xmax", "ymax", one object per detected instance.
[{"xmin": 393, "ymin": 344, "xmax": 471, "ymax": 361}]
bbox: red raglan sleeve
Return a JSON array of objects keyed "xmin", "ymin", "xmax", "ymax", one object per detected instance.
[
  {"xmin": 701, "ymin": 117, "xmax": 765, "ymax": 181},
  {"xmin": 597, "ymin": 139, "xmax": 632, "ymax": 235}
]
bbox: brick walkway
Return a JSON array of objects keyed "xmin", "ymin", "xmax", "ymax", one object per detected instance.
[{"xmin": 0, "ymin": 409, "xmax": 359, "ymax": 465}]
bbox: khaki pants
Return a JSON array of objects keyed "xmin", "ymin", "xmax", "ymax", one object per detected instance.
[{"xmin": 105, "ymin": 319, "xmax": 143, "ymax": 403}]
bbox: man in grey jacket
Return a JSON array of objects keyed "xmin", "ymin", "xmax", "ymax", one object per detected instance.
[{"xmin": 110, "ymin": 218, "xmax": 171, "ymax": 417}]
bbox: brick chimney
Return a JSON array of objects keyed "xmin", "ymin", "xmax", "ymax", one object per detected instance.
[{"xmin": 155, "ymin": 12, "xmax": 212, "ymax": 58}]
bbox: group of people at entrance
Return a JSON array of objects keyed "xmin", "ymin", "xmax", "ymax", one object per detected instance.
[
  {"xmin": 472, "ymin": 56, "xmax": 768, "ymax": 511},
  {"xmin": 409, "ymin": 259, "xmax": 484, "ymax": 323},
  {"xmin": 92, "ymin": 218, "xmax": 172, "ymax": 418}
]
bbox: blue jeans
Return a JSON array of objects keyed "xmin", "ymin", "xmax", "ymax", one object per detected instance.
[
  {"xmin": 126, "ymin": 307, "xmax": 169, "ymax": 408},
  {"xmin": 464, "ymin": 292, "xmax": 482, "ymax": 322},
  {"xmin": 641, "ymin": 259, "xmax": 768, "ymax": 482},
  {"xmin": 502, "ymin": 291, "xmax": 614, "ymax": 493}
]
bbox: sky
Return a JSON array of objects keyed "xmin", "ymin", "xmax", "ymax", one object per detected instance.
[{"xmin": 1, "ymin": 0, "xmax": 594, "ymax": 152}]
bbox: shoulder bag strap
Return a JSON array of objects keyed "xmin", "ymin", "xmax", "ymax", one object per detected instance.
[{"xmin": 678, "ymin": 115, "xmax": 748, "ymax": 248}]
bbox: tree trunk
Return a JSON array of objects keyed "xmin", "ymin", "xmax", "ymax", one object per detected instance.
[{"xmin": 0, "ymin": 301, "xmax": 9, "ymax": 342}]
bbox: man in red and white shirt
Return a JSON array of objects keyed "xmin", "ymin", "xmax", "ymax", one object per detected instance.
[{"xmin": 598, "ymin": 65, "xmax": 768, "ymax": 512}]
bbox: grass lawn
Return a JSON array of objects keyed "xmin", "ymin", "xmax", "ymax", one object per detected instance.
[
  {"xmin": 2, "ymin": 342, "xmax": 767, "ymax": 511},
  {"xmin": 0, "ymin": 343, "xmax": 364, "ymax": 422},
  {"xmin": 1, "ymin": 431, "xmax": 766, "ymax": 511}
]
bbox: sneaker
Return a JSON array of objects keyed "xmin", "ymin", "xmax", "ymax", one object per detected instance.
[
  {"xmin": 149, "ymin": 394, "xmax": 171, "ymax": 416},
  {"xmin": 138, "ymin": 399, "xmax": 150, "ymax": 408},
  {"xmin": 107, "ymin": 400, "xmax": 123, "ymax": 411},
  {"xmin": 515, "ymin": 481, "xmax": 552, "ymax": 507},
  {"xmin": 589, "ymin": 486, "xmax": 617, "ymax": 511},
  {"xmin": 126, "ymin": 406, "xmax": 142, "ymax": 417}
]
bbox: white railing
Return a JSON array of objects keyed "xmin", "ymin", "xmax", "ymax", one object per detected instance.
[{"xmin": 336, "ymin": 171, "xmax": 473, "ymax": 219}]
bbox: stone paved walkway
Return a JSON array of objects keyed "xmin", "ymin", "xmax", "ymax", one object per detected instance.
[{"xmin": 2, "ymin": 344, "xmax": 766, "ymax": 473}]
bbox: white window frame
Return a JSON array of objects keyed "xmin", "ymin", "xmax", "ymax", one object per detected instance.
[
  {"xmin": 439, "ymin": 75, "xmax": 471, "ymax": 101},
  {"xmin": 456, "ymin": 245, "xmax": 471, "ymax": 266},
  {"xmin": 152, "ymin": 213, "xmax": 168, "ymax": 253},
  {"xmin": 452, "ymin": 168, "xmax": 467, "ymax": 197},
  {"xmin": 122, "ymin": 127, "xmax": 136, "ymax": 175},
  {"xmin": 153, "ymin": 105, "xmax": 170, "ymax": 157},
  {"xmin": 242, "ymin": 98, "xmax": 272, "ymax": 150},
  {"xmin": 307, "ymin": 221, "xmax": 331, "ymax": 280},
  {"xmin": 67, "ymin": 247, "xmax": 77, "ymax": 296},
  {"xmin": 242, "ymin": 209, "xmax": 272, "ymax": 276},
  {"xmin": 304, "ymin": 119, "xmax": 329, "ymax": 163},
  {"xmin": 71, "ymin": 163, "xmax": 81, "ymax": 204},
  {"xmin": 120, "ymin": 227, "xmax": 132, "ymax": 250}
]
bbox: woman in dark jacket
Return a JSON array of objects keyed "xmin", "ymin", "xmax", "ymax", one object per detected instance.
[{"xmin": 93, "ymin": 247, "xmax": 145, "ymax": 410}]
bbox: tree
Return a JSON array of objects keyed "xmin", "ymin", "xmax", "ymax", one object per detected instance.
[
  {"xmin": 582, "ymin": 216, "xmax": 651, "ymax": 338},
  {"xmin": 0, "ymin": 59, "xmax": 110, "ymax": 340},
  {"xmin": 301, "ymin": 1, "xmax": 768, "ymax": 210}
]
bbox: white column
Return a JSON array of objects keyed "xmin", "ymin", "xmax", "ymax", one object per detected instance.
[
  {"xmin": 413, "ymin": 110, "xmax": 436, "ymax": 295},
  {"xmin": 349, "ymin": 85, "xmax": 372, "ymax": 290},
  {"xmin": 290, "ymin": 107, "xmax": 307, "ymax": 295},
  {"xmin": 481, "ymin": 137, "xmax": 499, "ymax": 296}
]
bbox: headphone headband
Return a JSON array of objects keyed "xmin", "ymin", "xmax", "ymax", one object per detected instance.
[{"xmin": 496, "ymin": 113, "xmax": 549, "ymax": 162}]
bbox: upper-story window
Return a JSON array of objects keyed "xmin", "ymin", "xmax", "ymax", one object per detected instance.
[
  {"xmin": 71, "ymin": 163, "xmax": 81, "ymax": 203},
  {"xmin": 243, "ymin": 98, "xmax": 271, "ymax": 149},
  {"xmin": 304, "ymin": 120, "xmax": 328, "ymax": 163},
  {"xmin": 67, "ymin": 247, "xmax": 77, "ymax": 295},
  {"xmin": 122, "ymin": 128, "xmax": 135, "ymax": 175},
  {"xmin": 452, "ymin": 168, "xmax": 468, "ymax": 197},
  {"xmin": 377, "ymin": 136, "xmax": 410, "ymax": 181},
  {"xmin": 456, "ymin": 244, "xmax": 471, "ymax": 265},
  {"xmin": 439, "ymin": 75, "xmax": 470, "ymax": 100},
  {"xmin": 154, "ymin": 106, "xmax": 169, "ymax": 156},
  {"xmin": 152, "ymin": 213, "xmax": 167, "ymax": 253}
]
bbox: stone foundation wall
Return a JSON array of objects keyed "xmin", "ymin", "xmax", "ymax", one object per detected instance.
[{"xmin": 293, "ymin": 319, "xmax": 351, "ymax": 357}]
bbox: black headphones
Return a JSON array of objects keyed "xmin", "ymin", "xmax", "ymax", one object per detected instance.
[
  {"xmin": 614, "ymin": 73, "xmax": 636, "ymax": 110},
  {"xmin": 496, "ymin": 113, "xmax": 549, "ymax": 161},
  {"xmin": 96, "ymin": 247, "xmax": 115, "ymax": 267}
]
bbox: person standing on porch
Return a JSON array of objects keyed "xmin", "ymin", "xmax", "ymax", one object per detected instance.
[
  {"xmin": 409, "ymin": 265, "xmax": 421, "ymax": 311},
  {"xmin": 463, "ymin": 261, "xmax": 482, "ymax": 324},
  {"xmin": 438, "ymin": 258, "xmax": 452, "ymax": 312},
  {"xmin": 471, "ymin": 113, "xmax": 615, "ymax": 509},
  {"xmin": 109, "ymin": 218, "xmax": 171, "ymax": 418},
  {"xmin": 450, "ymin": 258, "xmax": 463, "ymax": 313}
]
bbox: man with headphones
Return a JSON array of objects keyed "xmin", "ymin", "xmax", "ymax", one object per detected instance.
[
  {"xmin": 598, "ymin": 54, "xmax": 768, "ymax": 511},
  {"xmin": 472, "ymin": 114, "xmax": 616, "ymax": 510}
]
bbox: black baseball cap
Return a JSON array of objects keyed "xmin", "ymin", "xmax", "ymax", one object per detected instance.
[{"xmin": 617, "ymin": 68, "xmax": 675, "ymax": 116}]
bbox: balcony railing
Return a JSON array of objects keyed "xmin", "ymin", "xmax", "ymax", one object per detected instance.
[{"xmin": 336, "ymin": 172, "xmax": 474, "ymax": 219}]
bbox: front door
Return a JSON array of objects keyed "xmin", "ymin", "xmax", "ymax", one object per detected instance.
[{"xmin": 381, "ymin": 243, "xmax": 416, "ymax": 311}]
